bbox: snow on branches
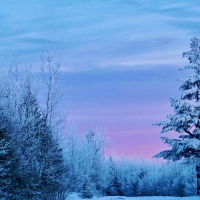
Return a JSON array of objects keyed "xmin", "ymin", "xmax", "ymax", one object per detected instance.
[{"xmin": 154, "ymin": 37, "xmax": 200, "ymax": 195}]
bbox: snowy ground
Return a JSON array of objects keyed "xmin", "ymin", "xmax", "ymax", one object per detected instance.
[{"xmin": 67, "ymin": 194, "xmax": 199, "ymax": 200}]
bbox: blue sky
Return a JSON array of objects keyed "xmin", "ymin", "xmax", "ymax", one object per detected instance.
[{"xmin": 1, "ymin": 0, "xmax": 200, "ymax": 158}]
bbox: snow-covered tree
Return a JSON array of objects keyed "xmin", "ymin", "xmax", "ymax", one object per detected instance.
[
  {"xmin": 84, "ymin": 128, "xmax": 107, "ymax": 192},
  {"xmin": 0, "ymin": 118, "xmax": 15, "ymax": 199},
  {"xmin": 6, "ymin": 70, "xmax": 65, "ymax": 199},
  {"xmin": 61, "ymin": 126, "xmax": 80, "ymax": 196},
  {"xmin": 154, "ymin": 37, "xmax": 200, "ymax": 195},
  {"xmin": 79, "ymin": 174, "xmax": 97, "ymax": 199},
  {"xmin": 106, "ymin": 156, "xmax": 123, "ymax": 196}
]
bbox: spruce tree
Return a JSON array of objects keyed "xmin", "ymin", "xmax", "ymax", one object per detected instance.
[
  {"xmin": 79, "ymin": 174, "xmax": 97, "ymax": 199},
  {"xmin": 36, "ymin": 118, "xmax": 64, "ymax": 199},
  {"xmin": 0, "ymin": 129, "xmax": 14, "ymax": 199},
  {"xmin": 154, "ymin": 37, "xmax": 200, "ymax": 195},
  {"xmin": 15, "ymin": 78, "xmax": 64, "ymax": 199},
  {"xmin": 0, "ymin": 111, "xmax": 17, "ymax": 199},
  {"xmin": 14, "ymin": 79, "xmax": 45, "ymax": 198},
  {"xmin": 106, "ymin": 156, "xmax": 123, "ymax": 196}
]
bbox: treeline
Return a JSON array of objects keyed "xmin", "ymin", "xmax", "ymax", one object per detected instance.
[
  {"xmin": 63, "ymin": 128, "xmax": 196, "ymax": 198},
  {"xmin": 0, "ymin": 51, "xmax": 197, "ymax": 199}
]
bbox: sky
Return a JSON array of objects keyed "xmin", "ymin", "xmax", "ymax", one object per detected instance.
[{"xmin": 0, "ymin": 0, "xmax": 200, "ymax": 158}]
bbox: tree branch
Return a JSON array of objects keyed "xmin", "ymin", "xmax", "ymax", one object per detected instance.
[{"xmin": 183, "ymin": 128, "xmax": 194, "ymax": 137}]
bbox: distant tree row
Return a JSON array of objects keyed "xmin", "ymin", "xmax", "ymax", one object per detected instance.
[{"xmin": 61, "ymin": 127, "xmax": 196, "ymax": 198}]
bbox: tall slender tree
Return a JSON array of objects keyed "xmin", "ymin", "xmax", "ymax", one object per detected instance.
[
  {"xmin": 0, "ymin": 124, "xmax": 15, "ymax": 199},
  {"xmin": 154, "ymin": 37, "xmax": 200, "ymax": 195},
  {"xmin": 17, "ymin": 71, "xmax": 64, "ymax": 199}
]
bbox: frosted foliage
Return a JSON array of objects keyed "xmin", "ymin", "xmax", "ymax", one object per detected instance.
[
  {"xmin": 156, "ymin": 97, "xmax": 198, "ymax": 134},
  {"xmin": 155, "ymin": 37, "xmax": 200, "ymax": 158},
  {"xmin": 60, "ymin": 126, "xmax": 197, "ymax": 197},
  {"xmin": 0, "ymin": 56, "xmax": 65, "ymax": 199},
  {"xmin": 154, "ymin": 37, "xmax": 200, "ymax": 195}
]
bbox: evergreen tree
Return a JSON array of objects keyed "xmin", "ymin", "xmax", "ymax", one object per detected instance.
[
  {"xmin": 154, "ymin": 37, "xmax": 200, "ymax": 195},
  {"xmin": 13, "ymin": 78, "xmax": 64, "ymax": 199},
  {"xmin": 36, "ymin": 119, "xmax": 64, "ymax": 199},
  {"xmin": 13, "ymin": 79, "xmax": 45, "ymax": 198},
  {"xmin": 0, "ymin": 110, "xmax": 19, "ymax": 199},
  {"xmin": 106, "ymin": 156, "xmax": 123, "ymax": 196},
  {"xmin": 79, "ymin": 174, "xmax": 97, "ymax": 199},
  {"xmin": 0, "ymin": 129, "xmax": 14, "ymax": 199}
]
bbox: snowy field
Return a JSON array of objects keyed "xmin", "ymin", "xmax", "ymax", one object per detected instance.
[{"xmin": 67, "ymin": 194, "xmax": 199, "ymax": 200}]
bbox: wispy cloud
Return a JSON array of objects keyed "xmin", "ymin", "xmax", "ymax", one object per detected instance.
[{"xmin": 0, "ymin": 0, "xmax": 199, "ymax": 70}]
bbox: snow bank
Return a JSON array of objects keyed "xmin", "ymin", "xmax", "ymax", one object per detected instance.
[{"xmin": 67, "ymin": 193, "xmax": 199, "ymax": 200}]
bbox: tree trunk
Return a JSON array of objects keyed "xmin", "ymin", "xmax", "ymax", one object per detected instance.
[{"xmin": 197, "ymin": 158, "xmax": 200, "ymax": 195}]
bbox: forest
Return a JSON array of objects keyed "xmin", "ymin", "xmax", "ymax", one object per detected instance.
[{"xmin": 0, "ymin": 38, "xmax": 200, "ymax": 199}]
